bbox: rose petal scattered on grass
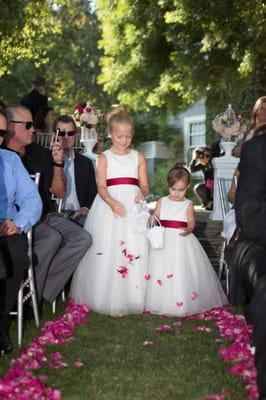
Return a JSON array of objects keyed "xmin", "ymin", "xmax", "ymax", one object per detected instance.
[
  {"xmin": 155, "ymin": 324, "xmax": 173, "ymax": 332},
  {"xmin": 196, "ymin": 326, "xmax": 213, "ymax": 333},
  {"xmin": 142, "ymin": 340, "xmax": 154, "ymax": 347},
  {"xmin": 194, "ymin": 306, "xmax": 259, "ymax": 399},
  {"xmin": 73, "ymin": 361, "xmax": 84, "ymax": 368},
  {"xmin": 0, "ymin": 300, "xmax": 90, "ymax": 400}
]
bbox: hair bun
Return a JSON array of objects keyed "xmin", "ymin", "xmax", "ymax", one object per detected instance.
[{"xmin": 104, "ymin": 104, "xmax": 126, "ymax": 123}]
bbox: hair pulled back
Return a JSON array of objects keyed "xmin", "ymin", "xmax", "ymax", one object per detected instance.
[{"xmin": 167, "ymin": 163, "xmax": 190, "ymax": 187}]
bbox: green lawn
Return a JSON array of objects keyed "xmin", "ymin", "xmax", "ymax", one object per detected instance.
[{"xmin": 0, "ymin": 301, "xmax": 248, "ymax": 400}]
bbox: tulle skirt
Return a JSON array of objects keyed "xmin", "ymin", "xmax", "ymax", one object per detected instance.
[
  {"xmin": 145, "ymin": 229, "xmax": 227, "ymax": 316},
  {"xmin": 70, "ymin": 186, "xmax": 148, "ymax": 315}
]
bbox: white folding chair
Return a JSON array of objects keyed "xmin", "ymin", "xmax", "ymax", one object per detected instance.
[
  {"xmin": 217, "ymin": 177, "xmax": 233, "ymax": 295},
  {"xmin": 10, "ymin": 172, "xmax": 41, "ymax": 345},
  {"xmin": 50, "ymin": 194, "xmax": 66, "ymax": 313}
]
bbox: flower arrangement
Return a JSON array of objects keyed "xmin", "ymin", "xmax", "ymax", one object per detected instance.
[
  {"xmin": 74, "ymin": 102, "xmax": 99, "ymax": 129},
  {"xmin": 212, "ymin": 105, "xmax": 248, "ymax": 142}
]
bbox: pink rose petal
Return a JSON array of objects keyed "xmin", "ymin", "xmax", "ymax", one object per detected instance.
[
  {"xmin": 145, "ymin": 274, "xmax": 151, "ymax": 281},
  {"xmin": 142, "ymin": 340, "xmax": 154, "ymax": 347},
  {"xmin": 176, "ymin": 301, "xmax": 183, "ymax": 308},
  {"xmin": 73, "ymin": 361, "xmax": 84, "ymax": 368},
  {"xmin": 191, "ymin": 291, "xmax": 198, "ymax": 300},
  {"xmin": 117, "ymin": 266, "xmax": 128, "ymax": 278},
  {"xmin": 166, "ymin": 274, "xmax": 174, "ymax": 279},
  {"xmin": 157, "ymin": 279, "xmax": 162, "ymax": 286},
  {"xmin": 155, "ymin": 324, "xmax": 173, "ymax": 332}
]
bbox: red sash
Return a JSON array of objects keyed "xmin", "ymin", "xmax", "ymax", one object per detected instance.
[
  {"xmin": 106, "ymin": 177, "xmax": 139, "ymax": 187},
  {"xmin": 160, "ymin": 219, "xmax": 188, "ymax": 229}
]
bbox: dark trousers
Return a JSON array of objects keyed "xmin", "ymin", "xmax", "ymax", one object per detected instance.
[
  {"xmin": 193, "ymin": 183, "xmax": 212, "ymax": 206},
  {"xmin": 0, "ymin": 234, "xmax": 28, "ymax": 333},
  {"xmin": 240, "ymin": 243, "xmax": 266, "ymax": 397}
]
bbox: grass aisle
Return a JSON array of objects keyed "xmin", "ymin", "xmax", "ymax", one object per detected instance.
[{"xmin": 0, "ymin": 302, "xmax": 248, "ymax": 400}]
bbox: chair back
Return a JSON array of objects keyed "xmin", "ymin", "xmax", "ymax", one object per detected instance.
[
  {"xmin": 51, "ymin": 194, "xmax": 63, "ymax": 213},
  {"xmin": 217, "ymin": 177, "xmax": 233, "ymax": 220}
]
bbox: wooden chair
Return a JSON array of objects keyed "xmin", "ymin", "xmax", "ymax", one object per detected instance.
[{"xmin": 9, "ymin": 173, "xmax": 41, "ymax": 345}]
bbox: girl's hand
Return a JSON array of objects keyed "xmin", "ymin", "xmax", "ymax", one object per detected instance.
[
  {"xmin": 134, "ymin": 191, "xmax": 144, "ymax": 203},
  {"xmin": 111, "ymin": 200, "xmax": 126, "ymax": 217},
  {"xmin": 179, "ymin": 228, "xmax": 193, "ymax": 236}
]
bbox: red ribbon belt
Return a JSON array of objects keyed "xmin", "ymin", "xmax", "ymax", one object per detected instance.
[
  {"xmin": 106, "ymin": 177, "xmax": 139, "ymax": 187},
  {"xmin": 160, "ymin": 220, "xmax": 188, "ymax": 229}
]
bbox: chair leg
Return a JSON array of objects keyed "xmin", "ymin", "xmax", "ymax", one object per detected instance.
[
  {"xmin": 61, "ymin": 289, "xmax": 66, "ymax": 302},
  {"xmin": 28, "ymin": 267, "xmax": 40, "ymax": 328},
  {"xmin": 17, "ymin": 285, "xmax": 23, "ymax": 346},
  {"xmin": 52, "ymin": 299, "xmax": 56, "ymax": 314},
  {"xmin": 225, "ymin": 265, "xmax": 230, "ymax": 296},
  {"xmin": 218, "ymin": 240, "xmax": 226, "ymax": 279}
]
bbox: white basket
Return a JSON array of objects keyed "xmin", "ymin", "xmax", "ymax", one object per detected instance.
[{"xmin": 146, "ymin": 216, "xmax": 165, "ymax": 249}]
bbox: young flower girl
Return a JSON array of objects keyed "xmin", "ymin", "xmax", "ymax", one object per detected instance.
[
  {"xmin": 145, "ymin": 164, "xmax": 227, "ymax": 316},
  {"xmin": 71, "ymin": 110, "xmax": 149, "ymax": 316}
]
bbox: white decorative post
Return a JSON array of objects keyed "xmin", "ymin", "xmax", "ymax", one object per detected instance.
[
  {"xmin": 80, "ymin": 126, "xmax": 97, "ymax": 162},
  {"xmin": 210, "ymin": 150, "xmax": 238, "ymax": 221},
  {"xmin": 210, "ymin": 104, "xmax": 244, "ymax": 221}
]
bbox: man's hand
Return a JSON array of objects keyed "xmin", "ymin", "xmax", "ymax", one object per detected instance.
[
  {"xmin": 51, "ymin": 139, "xmax": 64, "ymax": 164},
  {"xmin": 72, "ymin": 207, "xmax": 89, "ymax": 219},
  {"xmin": 0, "ymin": 220, "xmax": 20, "ymax": 236}
]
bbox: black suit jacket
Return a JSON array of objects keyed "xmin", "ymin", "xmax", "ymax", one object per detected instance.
[
  {"xmin": 235, "ymin": 134, "xmax": 266, "ymax": 247},
  {"xmin": 74, "ymin": 151, "xmax": 97, "ymax": 209}
]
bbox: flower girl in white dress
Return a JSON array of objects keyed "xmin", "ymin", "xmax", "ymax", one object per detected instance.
[
  {"xmin": 145, "ymin": 164, "xmax": 227, "ymax": 316},
  {"xmin": 71, "ymin": 111, "xmax": 149, "ymax": 316}
]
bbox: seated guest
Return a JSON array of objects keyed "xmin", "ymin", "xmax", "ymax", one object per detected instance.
[
  {"xmin": 55, "ymin": 115, "xmax": 97, "ymax": 226},
  {"xmin": 4, "ymin": 105, "xmax": 92, "ymax": 305},
  {"xmin": 189, "ymin": 146, "xmax": 214, "ymax": 210},
  {"xmin": 235, "ymin": 122, "xmax": 266, "ymax": 400},
  {"xmin": 0, "ymin": 109, "xmax": 42, "ymax": 355},
  {"xmin": 20, "ymin": 76, "xmax": 48, "ymax": 120},
  {"xmin": 35, "ymin": 106, "xmax": 56, "ymax": 134}
]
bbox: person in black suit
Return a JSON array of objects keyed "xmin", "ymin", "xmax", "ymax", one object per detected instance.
[
  {"xmin": 235, "ymin": 122, "xmax": 266, "ymax": 400},
  {"xmin": 20, "ymin": 76, "xmax": 48, "ymax": 120},
  {"xmin": 55, "ymin": 115, "xmax": 97, "ymax": 226}
]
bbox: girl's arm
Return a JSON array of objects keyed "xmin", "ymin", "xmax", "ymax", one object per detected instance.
[
  {"xmin": 150, "ymin": 198, "xmax": 161, "ymax": 224},
  {"xmin": 96, "ymin": 153, "xmax": 126, "ymax": 217},
  {"xmin": 135, "ymin": 152, "xmax": 149, "ymax": 203},
  {"xmin": 179, "ymin": 202, "xmax": 195, "ymax": 236}
]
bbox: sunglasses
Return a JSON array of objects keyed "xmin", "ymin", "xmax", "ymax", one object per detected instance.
[
  {"xmin": 0, "ymin": 129, "xmax": 8, "ymax": 137},
  {"xmin": 57, "ymin": 130, "xmax": 76, "ymax": 137},
  {"xmin": 10, "ymin": 120, "xmax": 34, "ymax": 130}
]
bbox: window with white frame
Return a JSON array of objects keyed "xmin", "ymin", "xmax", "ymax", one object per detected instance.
[{"xmin": 184, "ymin": 115, "xmax": 206, "ymax": 163}]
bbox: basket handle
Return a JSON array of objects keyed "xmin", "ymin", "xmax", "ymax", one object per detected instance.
[{"xmin": 147, "ymin": 215, "xmax": 161, "ymax": 229}]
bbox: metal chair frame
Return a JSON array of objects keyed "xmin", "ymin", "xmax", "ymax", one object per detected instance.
[
  {"xmin": 217, "ymin": 177, "xmax": 233, "ymax": 295},
  {"xmin": 9, "ymin": 173, "xmax": 41, "ymax": 345},
  {"xmin": 50, "ymin": 194, "xmax": 66, "ymax": 313}
]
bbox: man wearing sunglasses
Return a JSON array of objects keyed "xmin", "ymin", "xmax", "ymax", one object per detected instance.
[
  {"xmin": 4, "ymin": 105, "xmax": 92, "ymax": 308},
  {"xmin": 0, "ymin": 109, "xmax": 42, "ymax": 355},
  {"xmin": 55, "ymin": 115, "xmax": 97, "ymax": 226}
]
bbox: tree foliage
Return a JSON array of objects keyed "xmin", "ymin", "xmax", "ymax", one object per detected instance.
[
  {"xmin": 96, "ymin": 0, "xmax": 266, "ymax": 115},
  {"xmin": 0, "ymin": 0, "xmax": 113, "ymax": 113}
]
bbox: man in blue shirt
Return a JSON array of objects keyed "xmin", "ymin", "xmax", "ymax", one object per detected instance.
[{"xmin": 0, "ymin": 109, "xmax": 42, "ymax": 355}]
